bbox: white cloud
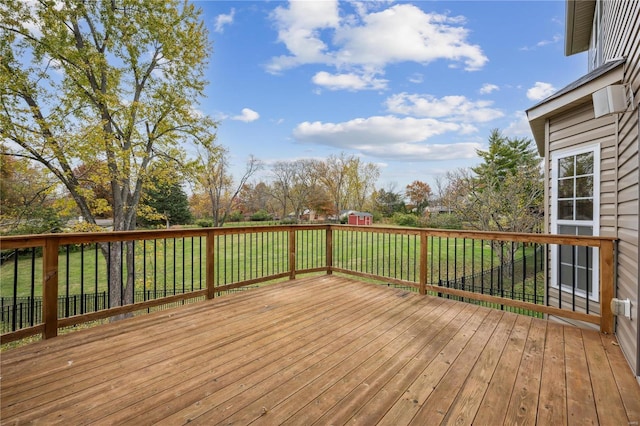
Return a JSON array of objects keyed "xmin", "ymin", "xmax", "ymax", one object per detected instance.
[
  {"xmin": 504, "ymin": 111, "xmax": 534, "ymax": 138},
  {"xmin": 232, "ymin": 108, "xmax": 260, "ymax": 122},
  {"xmin": 312, "ymin": 71, "xmax": 387, "ymax": 91},
  {"xmin": 408, "ymin": 73, "xmax": 424, "ymax": 84},
  {"xmin": 385, "ymin": 93, "xmax": 504, "ymax": 123},
  {"xmin": 268, "ymin": 0, "xmax": 340, "ymax": 72},
  {"xmin": 292, "ymin": 115, "xmax": 480, "ymax": 161},
  {"xmin": 267, "ymin": 2, "xmax": 488, "ymax": 87},
  {"xmin": 520, "ymin": 34, "xmax": 562, "ymax": 51},
  {"xmin": 333, "ymin": 5, "xmax": 486, "ymax": 71},
  {"xmin": 214, "ymin": 9, "xmax": 235, "ymax": 33},
  {"xmin": 527, "ymin": 82, "xmax": 556, "ymax": 101},
  {"xmin": 479, "ymin": 83, "xmax": 499, "ymax": 95}
]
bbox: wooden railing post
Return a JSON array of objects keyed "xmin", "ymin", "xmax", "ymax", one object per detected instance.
[
  {"xmin": 599, "ymin": 239, "xmax": 615, "ymax": 334},
  {"xmin": 326, "ymin": 226, "xmax": 333, "ymax": 275},
  {"xmin": 43, "ymin": 237, "xmax": 59, "ymax": 339},
  {"xmin": 289, "ymin": 228, "xmax": 296, "ymax": 280},
  {"xmin": 206, "ymin": 230, "xmax": 216, "ymax": 299},
  {"xmin": 419, "ymin": 231, "xmax": 427, "ymax": 295}
]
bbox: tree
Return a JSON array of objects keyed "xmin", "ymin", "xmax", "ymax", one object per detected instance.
[
  {"xmin": 271, "ymin": 160, "xmax": 297, "ymax": 219},
  {"xmin": 446, "ymin": 129, "xmax": 543, "ymax": 235},
  {"xmin": 139, "ymin": 176, "xmax": 192, "ymax": 228},
  {"xmin": 345, "ymin": 158, "xmax": 380, "ymax": 211},
  {"xmin": 405, "ymin": 180, "xmax": 432, "ymax": 215},
  {"xmin": 237, "ymin": 182, "xmax": 274, "ymax": 217},
  {"xmin": 193, "ymin": 143, "xmax": 261, "ymax": 227},
  {"xmin": 315, "ymin": 153, "xmax": 380, "ymax": 215},
  {"xmin": 315, "ymin": 153, "xmax": 350, "ymax": 216},
  {"xmin": 0, "ymin": 147, "xmax": 62, "ymax": 235},
  {"xmin": 0, "ymin": 0, "xmax": 216, "ymax": 310},
  {"xmin": 472, "ymin": 129, "xmax": 539, "ymax": 187},
  {"xmin": 373, "ymin": 184, "xmax": 405, "ymax": 217},
  {"xmin": 288, "ymin": 159, "xmax": 321, "ymax": 221},
  {"xmin": 73, "ymin": 162, "xmax": 114, "ymax": 219}
]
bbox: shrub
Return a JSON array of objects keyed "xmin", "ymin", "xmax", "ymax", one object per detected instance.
[
  {"xmin": 426, "ymin": 213, "xmax": 462, "ymax": 230},
  {"xmin": 227, "ymin": 211, "xmax": 243, "ymax": 222},
  {"xmin": 390, "ymin": 213, "xmax": 423, "ymax": 228},
  {"xmin": 195, "ymin": 218, "xmax": 215, "ymax": 228},
  {"xmin": 250, "ymin": 210, "xmax": 272, "ymax": 221}
]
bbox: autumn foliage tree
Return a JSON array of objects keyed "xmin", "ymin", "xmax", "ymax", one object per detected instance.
[
  {"xmin": 405, "ymin": 180, "xmax": 432, "ymax": 215},
  {"xmin": 0, "ymin": 0, "xmax": 216, "ymax": 309}
]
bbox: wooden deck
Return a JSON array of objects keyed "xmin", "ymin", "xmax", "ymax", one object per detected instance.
[{"xmin": 2, "ymin": 276, "xmax": 639, "ymax": 425}]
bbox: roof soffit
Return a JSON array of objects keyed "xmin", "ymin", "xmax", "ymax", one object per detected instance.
[{"xmin": 565, "ymin": 0, "xmax": 596, "ymax": 56}]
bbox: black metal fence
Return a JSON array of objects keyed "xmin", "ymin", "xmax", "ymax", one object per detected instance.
[{"xmin": 1, "ymin": 286, "xmax": 257, "ymax": 334}]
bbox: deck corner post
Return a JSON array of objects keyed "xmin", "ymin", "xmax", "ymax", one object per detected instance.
[
  {"xmin": 43, "ymin": 237, "xmax": 59, "ymax": 339},
  {"xmin": 599, "ymin": 239, "xmax": 615, "ymax": 334},
  {"xmin": 289, "ymin": 228, "xmax": 296, "ymax": 280},
  {"xmin": 326, "ymin": 225, "xmax": 333, "ymax": 275},
  {"xmin": 419, "ymin": 230, "xmax": 427, "ymax": 295},
  {"xmin": 206, "ymin": 230, "xmax": 216, "ymax": 299}
]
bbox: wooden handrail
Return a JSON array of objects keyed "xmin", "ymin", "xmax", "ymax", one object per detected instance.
[{"xmin": 0, "ymin": 224, "xmax": 618, "ymax": 343}]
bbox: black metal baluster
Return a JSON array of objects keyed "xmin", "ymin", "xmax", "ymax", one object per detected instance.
[
  {"xmin": 120, "ymin": 241, "xmax": 124, "ymax": 305},
  {"xmin": 30, "ymin": 248, "xmax": 36, "ymax": 326},
  {"xmin": 65, "ymin": 245, "xmax": 70, "ymax": 317},
  {"xmin": 95, "ymin": 243, "xmax": 99, "ymax": 311},
  {"xmin": 80, "ymin": 244, "xmax": 85, "ymax": 314},
  {"xmin": 11, "ymin": 249, "xmax": 18, "ymax": 331}
]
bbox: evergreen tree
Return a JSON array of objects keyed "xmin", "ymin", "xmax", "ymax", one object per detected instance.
[
  {"xmin": 472, "ymin": 129, "xmax": 539, "ymax": 188},
  {"xmin": 139, "ymin": 179, "xmax": 193, "ymax": 228}
]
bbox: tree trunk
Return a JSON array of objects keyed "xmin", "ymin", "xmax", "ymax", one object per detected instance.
[{"xmin": 100, "ymin": 240, "xmax": 136, "ymax": 322}]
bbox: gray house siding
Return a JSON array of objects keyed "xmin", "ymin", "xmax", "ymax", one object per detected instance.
[{"xmin": 599, "ymin": 0, "xmax": 639, "ymax": 377}]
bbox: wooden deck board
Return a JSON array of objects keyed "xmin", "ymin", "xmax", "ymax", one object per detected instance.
[{"xmin": 1, "ymin": 275, "xmax": 639, "ymax": 425}]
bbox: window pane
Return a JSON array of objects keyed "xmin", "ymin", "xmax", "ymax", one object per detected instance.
[
  {"xmin": 576, "ymin": 199, "xmax": 593, "ymax": 220},
  {"xmin": 558, "ymin": 178, "xmax": 574, "ymax": 198},
  {"xmin": 559, "ymin": 156, "xmax": 574, "ymax": 178},
  {"xmin": 576, "ymin": 176, "xmax": 593, "ymax": 197},
  {"xmin": 577, "ymin": 246, "xmax": 593, "ymax": 269},
  {"xmin": 558, "ymin": 224, "xmax": 577, "ymax": 235},
  {"xmin": 560, "ymin": 264, "xmax": 574, "ymax": 288},
  {"xmin": 558, "ymin": 200, "xmax": 574, "ymax": 220},
  {"xmin": 560, "ymin": 245, "xmax": 573, "ymax": 264},
  {"xmin": 576, "ymin": 152, "xmax": 594, "ymax": 175},
  {"xmin": 577, "ymin": 268, "xmax": 591, "ymax": 293},
  {"xmin": 577, "ymin": 226, "xmax": 593, "ymax": 236}
]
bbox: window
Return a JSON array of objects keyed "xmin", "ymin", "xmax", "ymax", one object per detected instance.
[
  {"xmin": 588, "ymin": 0, "xmax": 604, "ymax": 70},
  {"xmin": 551, "ymin": 146, "xmax": 600, "ymax": 301}
]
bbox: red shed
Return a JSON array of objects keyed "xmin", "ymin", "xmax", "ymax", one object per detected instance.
[{"xmin": 348, "ymin": 211, "xmax": 373, "ymax": 226}]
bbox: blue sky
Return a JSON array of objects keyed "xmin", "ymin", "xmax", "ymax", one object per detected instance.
[{"xmin": 194, "ymin": 0, "xmax": 587, "ymax": 190}]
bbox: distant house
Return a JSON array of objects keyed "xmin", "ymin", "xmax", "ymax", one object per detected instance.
[
  {"xmin": 526, "ymin": 0, "xmax": 639, "ymax": 379},
  {"xmin": 348, "ymin": 211, "xmax": 373, "ymax": 226}
]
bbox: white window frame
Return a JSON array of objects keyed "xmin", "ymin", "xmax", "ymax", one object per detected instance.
[
  {"xmin": 550, "ymin": 144, "xmax": 600, "ymax": 301},
  {"xmin": 588, "ymin": 0, "xmax": 604, "ymax": 71}
]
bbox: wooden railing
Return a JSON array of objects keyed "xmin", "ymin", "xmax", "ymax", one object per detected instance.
[{"xmin": 0, "ymin": 225, "xmax": 616, "ymax": 344}]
